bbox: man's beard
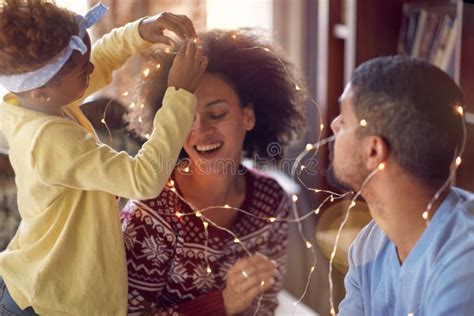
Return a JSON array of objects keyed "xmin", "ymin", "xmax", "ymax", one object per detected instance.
[{"xmin": 327, "ymin": 142, "xmax": 353, "ymax": 192}]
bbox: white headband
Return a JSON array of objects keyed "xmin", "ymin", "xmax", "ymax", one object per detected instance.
[{"xmin": 0, "ymin": 2, "xmax": 108, "ymax": 93}]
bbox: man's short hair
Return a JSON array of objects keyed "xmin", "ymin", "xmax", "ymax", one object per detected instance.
[{"xmin": 351, "ymin": 55, "xmax": 464, "ymax": 188}]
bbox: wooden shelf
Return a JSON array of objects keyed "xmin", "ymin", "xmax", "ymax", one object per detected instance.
[{"xmin": 460, "ymin": 1, "xmax": 474, "ymax": 112}]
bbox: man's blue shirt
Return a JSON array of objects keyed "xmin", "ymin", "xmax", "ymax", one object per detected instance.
[{"xmin": 339, "ymin": 188, "xmax": 474, "ymax": 315}]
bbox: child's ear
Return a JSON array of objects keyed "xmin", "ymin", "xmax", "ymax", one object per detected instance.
[
  {"xmin": 243, "ymin": 103, "xmax": 256, "ymax": 132},
  {"xmin": 30, "ymin": 88, "xmax": 51, "ymax": 103}
]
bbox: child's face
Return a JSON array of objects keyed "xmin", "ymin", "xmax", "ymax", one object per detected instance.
[{"xmin": 43, "ymin": 33, "xmax": 94, "ymax": 107}]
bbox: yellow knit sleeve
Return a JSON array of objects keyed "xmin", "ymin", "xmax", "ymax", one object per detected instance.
[
  {"xmin": 31, "ymin": 87, "xmax": 195, "ymax": 200},
  {"xmin": 69, "ymin": 18, "xmax": 154, "ymax": 108}
]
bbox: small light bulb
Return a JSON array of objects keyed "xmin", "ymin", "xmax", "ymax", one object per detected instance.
[
  {"xmin": 456, "ymin": 105, "xmax": 464, "ymax": 116},
  {"xmin": 193, "ymin": 38, "xmax": 198, "ymax": 43},
  {"xmin": 232, "ymin": 34, "xmax": 237, "ymax": 39},
  {"xmin": 293, "ymin": 302, "xmax": 298, "ymax": 306},
  {"xmin": 122, "ymin": 91, "xmax": 129, "ymax": 96},
  {"xmin": 234, "ymin": 238, "xmax": 240, "ymax": 243},
  {"xmin": 378, "ymin": 162, "xmax": 385, "ymax": 170},
  {"xmin": 360, "ymin": 119, "xmax": 368, "ymax": 127},
  {"xmin": 262, "ymin": 47, "xmax": 270, "ymax": 52},
  {"xmin": 140, "ymin": 103, "xmax": 145, "ymax": 109},
  {"xmin": 300, "ymin": 165, "xmax": 306, "ymax": 171},
  {"xmin": 169, "ymin": 180, "xmax": 175, "ymax": 187},
  {"xmin": 165, "ymin": 47, "xmax": 171, "ymax": 53},
  {"xmin": 183, "ymin": 166, "xmax": 190, "ymax": 173},
  {"xmin": 305, "ymin": 143, "xmax": 314, "ymax": 151},
  {"xmin": 128, "ymin": 102, "xmax": 136, "ymax": 109},
  {"xmin": 350, "ymin": 201, "xmax": 356, "ymax": 208},
  {"xmin": 100, "ymin": 118, "xmax": 106, "ymax": 124},
  {"xmin": 206, "ymin": 266, "xmax": 212, "ymax": 274},
  {"xmin": 143, "ymin": 68, "xmax": 150, "ymax": 77},
  {"xmin": 156, "ymin": 64, "xmax": 161, "ymax": 69},
  {"xmin": 224, "ymin": 204, "xmax": 231, "ymax": 209},
  {"xmin": 314, "ymin": 208, "xmax": 320, "ymax": 214},
  {"xmin": 195, "ymin": 211, "xmax": 202, "ymax": 217},
  {"xmin": 422, "ymin": 211, "xmax": 429, "ymax": 220},
  {"xmin": 268, "ymin": 217, "xmax": 276, "ymax": 223},
  {"xmin": 456, "ymin": 156, "xmax": 462, "ymax": 167},
  {"xmin": 320, "ymin": 124, "xmax": 324, "ymax": 131},
  {"xmin": 330, "ymin": 308, "xmax": 336, "ymax": 315},
  {"xmin": 310, "ymin": 266, "xmax": 315, "ymax": 272},
  {"xmin": 292, "ymin": 195, "xmax": 298, "ymax": 202},
  {"xmin": 260, "ymin": 280, "xmax": 265, "ymax": 286},
  {"xmin": 203, "ymin": 221, "xmax": 209, "ymax": 229},
  {"xmin": 170, "ymin": 187, "xmax": 176, "ymax": 193},
  {"xmin": 144, "ymin": 133, "xmax": 150, "ymax": 140},
  {"xmin": 138, "ymin": 117, "xmax": 143, "ymax": 123},
  {"xmin": 305, "ymin": 241, "xmax": 312, "ymax": 248},
  {"xmin": 176, "ymin": 211, "xmax": 184, "ymax": 218},
  {"xmin": 295, "ymin": 85, "xmax": 301, "ymax": 91}
]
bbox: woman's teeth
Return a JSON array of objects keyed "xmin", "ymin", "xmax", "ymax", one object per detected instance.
[{"xmin": 195, "ymin": 142, "xmax": 223, "ymax": 152}]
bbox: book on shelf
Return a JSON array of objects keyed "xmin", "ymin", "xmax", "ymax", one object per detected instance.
[
  {"xmin": 416, "ymin": 9, "xmax": 444, "ymax": 60},
  {"xmin": 436, "ymin": 18, "xmax": 457, "ymax": 73},
  {"xmin": 398, "ymin": 3, "xmax": 457, "ymax": 76},
  {"xmin": 397, "ymin": 3, "xmax": 421, "ymax": 55},
  {"xmin": 428, "ymin": 15, "xmax": 453, "ymax": 63}
]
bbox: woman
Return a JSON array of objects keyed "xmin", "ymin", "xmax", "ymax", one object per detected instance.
[{"xmin": 121, "ymin": 28, "xmax": 307, "ymax": 315}]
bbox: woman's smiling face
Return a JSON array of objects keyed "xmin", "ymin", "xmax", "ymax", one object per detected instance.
[{"xmin": 183, "ymin": 73, "xmax": 255, "ymax": 174}]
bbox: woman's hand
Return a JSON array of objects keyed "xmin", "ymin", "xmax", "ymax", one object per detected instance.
[
  {"xmin": 139, "ymin": 12, "xmax": 197, "ymax": 46},
  {"xmin": 168, "ymin": 41, "xmax": 208, "ymax": 93},
  {"xmin": 222, "ymin": 254, "xmax": 278, "ymax": 315}
]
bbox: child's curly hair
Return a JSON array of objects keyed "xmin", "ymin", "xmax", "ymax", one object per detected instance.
[
  {"xmin": 0, "ymin": 0, "xmax": 78, "ymax": 75},
  {"xmin": 126, "ymin": 28, "xmax": 307, "ymax": 161}
]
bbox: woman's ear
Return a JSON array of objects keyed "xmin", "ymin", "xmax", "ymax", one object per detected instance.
[{"xmin": 243, "ymin": 103, "xmax": 256, "ymax": 131}]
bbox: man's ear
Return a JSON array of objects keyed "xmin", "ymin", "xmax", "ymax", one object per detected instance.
[
  {"xmin": 365, "ymin": 135, "xmax": 389, "ymax": 170},
  {"xmin": 243, "ymin": 103, "xmax": 256, "ymax": 132}
]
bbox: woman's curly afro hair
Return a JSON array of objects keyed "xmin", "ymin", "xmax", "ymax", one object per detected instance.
[{"xmin": 126, "ymin": 28, "xmax": 307, "ymax": 161}]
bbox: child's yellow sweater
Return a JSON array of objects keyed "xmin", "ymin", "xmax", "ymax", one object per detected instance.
[{"xmin": 0, "ymin": 20, "xmax": 196, "ymax": 315}]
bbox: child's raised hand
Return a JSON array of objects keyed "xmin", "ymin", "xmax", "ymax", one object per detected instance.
[
  {"xmin": 168, "ymin": 41, "xmax": 208, "ymax": 93},
  {"xmin": 138, "ymin": 12, "xmax": 197, "ymax": 47}
]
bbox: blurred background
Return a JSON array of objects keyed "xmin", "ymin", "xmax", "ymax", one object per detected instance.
[{"xmin": 1, "ymin": 1, "xmax": 473, "ymax": 315}]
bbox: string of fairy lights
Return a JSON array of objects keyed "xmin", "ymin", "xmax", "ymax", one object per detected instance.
[{"xmin": 98, "ymin": 32, "xmax": 468, "ymax": 315}]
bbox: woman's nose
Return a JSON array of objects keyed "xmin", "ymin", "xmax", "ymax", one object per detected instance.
[{"xmin": 191, "ymin": 116, "xmax": 212, "ymax": 133}]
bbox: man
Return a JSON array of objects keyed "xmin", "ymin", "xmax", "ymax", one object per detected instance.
[{"xmin": 328, "ymin": 55, "xmax": 474, "ymax": 315}]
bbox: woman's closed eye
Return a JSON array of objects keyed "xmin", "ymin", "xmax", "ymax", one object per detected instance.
[{"xmin": 209, "ymin": 112, "xmax": 228, "ymax": 120}]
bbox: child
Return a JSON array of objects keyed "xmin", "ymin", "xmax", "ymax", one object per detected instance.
[{"xmin": 0, "ymin": 1, "xmax": 208, "ymax": 315}]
